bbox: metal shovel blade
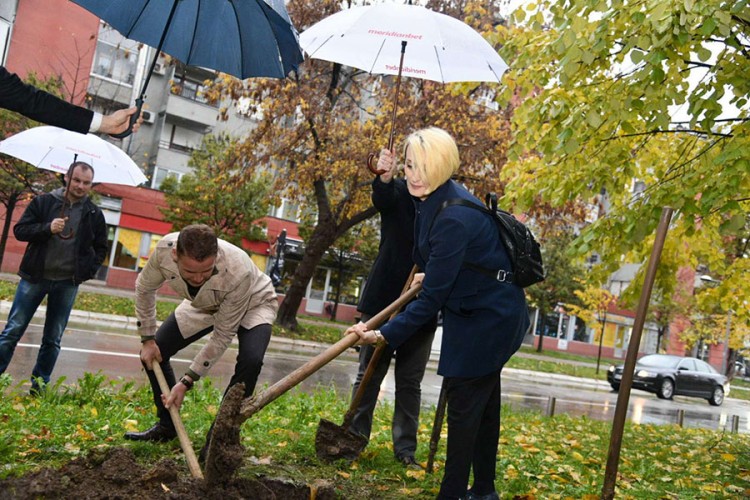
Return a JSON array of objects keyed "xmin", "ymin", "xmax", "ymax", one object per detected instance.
[{"xmin": 315, "ymin": 418, "xmax": 368, "ymax": 462}]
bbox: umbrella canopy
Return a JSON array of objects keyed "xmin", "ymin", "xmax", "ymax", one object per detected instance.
[
  {"xmin": 0, "ymin": 126, "xmax": 147, "ymax": 186},
  {"xmin": 73, "ymin": 0, "xmax": 303, "ymax": 80},
  {"xmin": 299, "ymin": 3, "xmax": 508, "ymax": 84},
  {"xmin": 72, "ymin": 0, "xmax": 304, "ymax": 137}
]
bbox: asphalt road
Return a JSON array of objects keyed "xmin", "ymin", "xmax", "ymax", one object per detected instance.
[{"xmin": 3, "ymin": 319, "xmax": 749, "ymax": 435}]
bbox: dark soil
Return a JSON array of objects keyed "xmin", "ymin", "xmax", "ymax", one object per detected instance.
[
  {"xmin": 0, "ymin": 447, "xmax": 337, "ymax": 499},
  {"xmin": 314, "ymin": 418, "xmax": 368, "ymax": 462}
]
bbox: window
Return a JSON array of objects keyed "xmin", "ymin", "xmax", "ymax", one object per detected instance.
[
  {"xmin": 171, "ymin": 74, "xmax": 217, "ymax": 107},
  {"xmin": 152, "ymin": 166, "xmax": 184, "ymax": 189},
  {"xmin": 269, "ymin": 198, "xmax": 300, "ymax": 222},
  {"xmin": 91, "ymin": 40, "xmax": 137, "ymax": 85},
  {"xmin": 112, "ymin": 229, "xmax": 162, "ymax": 270},
  {"xmin": 0, "ymin": 17, "xmax": 10, "ymax": 65}
]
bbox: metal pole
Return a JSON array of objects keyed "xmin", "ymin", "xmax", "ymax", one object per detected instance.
[
  {"xmin": 596, "ymin": 311, "xmax": 607, "ymax": 375},
  {"xmin": 601, "ymin": 207, "xmax": 673, "ymax": 500},
  {"xmin": 721, "ymin": 311, "xmax": 732, "ymax": 375}
]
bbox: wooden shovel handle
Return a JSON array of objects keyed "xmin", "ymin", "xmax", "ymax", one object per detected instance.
[
  {"xmin": 241, "ymin": 282, "xmax": 422, "ymax": 419},
  {"xmin": 152, "ymin": 362, "xmax": 204, "ymax": 479},
  {"xmin": 342, "ymin": 266, "xmax": 419, "ymax": 428}
]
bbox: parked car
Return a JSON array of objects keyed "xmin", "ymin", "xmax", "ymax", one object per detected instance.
[{"xmin": 607, "ymin": 354, "xmax": 729, "ymax": 406}]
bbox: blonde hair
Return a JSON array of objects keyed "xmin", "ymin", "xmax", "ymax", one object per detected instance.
[{"xmin": 403, "ymin": 127, "xmax": 459, "ymax": 195}]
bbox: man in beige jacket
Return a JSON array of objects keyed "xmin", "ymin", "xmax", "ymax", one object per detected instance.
[{"xmin": 124, "ymin": 224, "xmax": 278, "ymax": 449}]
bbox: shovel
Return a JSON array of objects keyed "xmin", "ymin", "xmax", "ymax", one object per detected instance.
[
  {"xmin": 151, "ymin": 362, "xmax": 203, "ymax": 479},
  {"xmin": 315, "ymin": 266, "xmax": 418, "ymax": 462},
  {"xmin": 203, "ymin": 283, "xmax": 422, "ymax": 484},
  {"xmin": 426, "ymin": 378, "xmax": 447, "ymax": 473}
]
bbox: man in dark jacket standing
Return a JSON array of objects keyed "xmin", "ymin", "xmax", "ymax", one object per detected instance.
[
  {"xmin": 349, "ymin": 148, "xmax": 437, "ymax": 468},
  {"xmin": 0, "ymin": 161, "xmax": 107, "ymax": 392}
]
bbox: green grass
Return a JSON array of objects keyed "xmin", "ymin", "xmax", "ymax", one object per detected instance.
[{"xmin": 0, "ymin": 372, "xmax": 747, "ymax": 498}]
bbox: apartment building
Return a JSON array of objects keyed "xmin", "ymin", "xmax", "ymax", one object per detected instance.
[{"xmin": 0, "ymin": 0, "xmax": 362, "ymax": 320}]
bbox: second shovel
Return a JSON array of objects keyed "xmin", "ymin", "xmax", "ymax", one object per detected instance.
[{"xmin": 314, "ymin": 267, "xmax": 418, "ymax": 462}]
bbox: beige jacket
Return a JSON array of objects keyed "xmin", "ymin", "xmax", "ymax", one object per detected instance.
[{"xmin": 135, "ymin": 233, "xmax": 278, "ymax": 379}]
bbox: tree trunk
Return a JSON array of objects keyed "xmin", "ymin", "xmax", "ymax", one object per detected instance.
[
  {"xmin": 536, "ymin": 311, "xmax": 546, "ymax": 353},
  {"xmin": 276, "ymin": 232, "xmax": 333, "ymax": 330},
  {"xmin": 330, "ymin": 249, "xmax": 345, "ymax": 321},
  {"xmin": 0, "ymin": 195, "xmax": 18, "ymax": 270}
]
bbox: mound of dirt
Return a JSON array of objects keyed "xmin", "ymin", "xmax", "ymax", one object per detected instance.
[{"xmin": 0, "ymin": 447, "xmax": 336, "ymax": 500}]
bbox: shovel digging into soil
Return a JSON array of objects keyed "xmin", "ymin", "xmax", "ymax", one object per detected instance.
[
  {"xmin": 151, "ymin": 363, "xmax": 203, "ymax": 479},
  {"xmin": 315, "ymin": 266, "xmax": 418, "ymax": 462},
  {"xmin": 203, "ymin": 282, "xmax": 422, "ymax": 485}
]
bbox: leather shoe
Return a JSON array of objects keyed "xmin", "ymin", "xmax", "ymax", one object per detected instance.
[
  {"xmin": 124, "ymin": 423, "xmax": 176, "ymax": 443},
  {"xmin": 397, "ymin": 455, "xmax": 423, "ymax": 470}
]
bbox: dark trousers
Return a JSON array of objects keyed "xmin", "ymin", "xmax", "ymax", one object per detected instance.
[
  {"xmin": 142, "ymin": 313, "xmax": 272, "ymax": 429},
  {"xmin": 437, "ymin": 370, "xmax": 502, "ymax": 499},
  {"xmin": 350, "ymin": 314, "xmax": 436, "ymax": 459}
]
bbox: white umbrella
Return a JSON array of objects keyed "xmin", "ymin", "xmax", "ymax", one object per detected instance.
[
  {"xmin": 299, "ymin": 3, "xmax": 509, "ymax": 172},
  {"xmin": 0, "ymin": 126, "xmax": 147, "ymax": 186},
  {"xmin": 300, "ymin": 3, "xmax": 508, "ymax": 83}
]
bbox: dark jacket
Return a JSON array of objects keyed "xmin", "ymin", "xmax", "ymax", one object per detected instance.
[
  {"xmin": 357, "ymin": 177, "xmax": 416, "ymax": 316},
  {"xmin": 0, "ymin": 65, "xmax": 93, "ymax": 134},
  {"xmin": 380, "ymin": 180, "xmax": 530, "ymax": 378},
  {"xmin": 14, "ymin": 191, "xmax": 108, "ymax": 284}
]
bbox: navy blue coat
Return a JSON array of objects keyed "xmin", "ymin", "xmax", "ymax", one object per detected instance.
[
  {"xmin": 380, "ymin": 180, "xmax": 529, "ymax": 378},
  {"xmin": 0, "ymin": 65, "xmax": 92, "ymax": 133}
]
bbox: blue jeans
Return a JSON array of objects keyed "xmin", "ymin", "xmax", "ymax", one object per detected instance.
[{"xmin": 0, "ymin": 278, "xmax": 79, "ymax": 388}]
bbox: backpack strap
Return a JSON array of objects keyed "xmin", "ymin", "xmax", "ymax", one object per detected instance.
[{"xmin": 429, "ymin": 198, "xmax": 514, "ymax": 284}]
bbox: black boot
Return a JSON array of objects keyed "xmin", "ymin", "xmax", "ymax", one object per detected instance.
[{"xmin": 124, "ymin": 423, "xmax": 176, "ymax": 442}]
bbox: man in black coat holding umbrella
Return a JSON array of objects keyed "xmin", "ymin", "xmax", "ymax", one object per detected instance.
[
  {"xmin": 0, "ymin": 65, "xmax": 140, "ymax": 135},
  {"xmin": 349, "ymin": 148, "xmax": 437, "ymax": 468}
]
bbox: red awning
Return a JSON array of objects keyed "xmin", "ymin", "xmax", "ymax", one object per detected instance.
[{"xmin": 119, "ymin": 213, "xmax": 172, "ymax": 235}]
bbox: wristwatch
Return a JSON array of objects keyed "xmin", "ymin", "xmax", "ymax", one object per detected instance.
[
  {"xmin": 179, "ymin": 375, "xmax": 194, "ymax": 390},
  {"xmin": 373, "ymin": 330, "xmax": 385, "ymax": 344}
]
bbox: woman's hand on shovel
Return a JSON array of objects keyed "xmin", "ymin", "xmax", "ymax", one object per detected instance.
[{"xmin": 345, "ymin": 322, "xmax": 383, "ymax": 346}]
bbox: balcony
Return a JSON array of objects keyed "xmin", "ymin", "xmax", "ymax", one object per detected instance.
[{"xmin": 166, "ymin": 89, "xmax": 218, "ymax": 127}]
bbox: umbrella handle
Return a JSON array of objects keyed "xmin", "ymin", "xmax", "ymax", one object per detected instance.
[
  {"xmin": 109, "ymin": 98, "xmax": 144, "ymax": 139},
  {"xmin": 366, "ymin": 153, "xmax": 386, "ymax": 175}
]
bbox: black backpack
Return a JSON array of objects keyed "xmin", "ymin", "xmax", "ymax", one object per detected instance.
[{"xmin": 433, "ymin": 194, "xmax": 545, "ymax": 288}]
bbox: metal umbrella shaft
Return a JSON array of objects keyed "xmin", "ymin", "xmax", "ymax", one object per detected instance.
[
  {"xmin": 110, "ymin": 0, "xmax": 181, "ymax": 139},
  {"xmin": 367, "ymin": 40, "xmax": 407, "ymax": 175}
]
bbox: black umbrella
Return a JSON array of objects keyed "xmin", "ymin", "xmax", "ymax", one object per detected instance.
[{"xmin": 72, "ymin": 0, "xmax": 304, "ymax": 137}]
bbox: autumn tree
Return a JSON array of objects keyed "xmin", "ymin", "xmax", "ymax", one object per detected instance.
[
  {"xmin": 208, "ymin": 0, "xmax": 515, "ymax": 329},
  {"xmin": 160, "ymin": 133, "xmax": 272, "ymax": 247},
  {"xmin": 568, "ymin": 285, "xmax": 615, "ymax": 372},
  {"xmin": 493, "ymin": 1, "xmax": 750, "ymax": 345}
]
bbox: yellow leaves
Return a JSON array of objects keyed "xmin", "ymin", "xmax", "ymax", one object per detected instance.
[
  {"xmin": 397, "ymin": 487, "xmax": 423, "ymax": 496},
  {"xmin": 721, "ymin": 453, "xmax": 737, "ymax": 462},
  {"xmin": 89, "ymin": 407, "xmax": 98, "ymax": 418},
  {"xmin": 335, "ymin": 471, "xmax": 350, "ymax": 479},
  {"xmin": 406, "ymin": 468, "xmax": 426, "ymax": 480},
  {"xmin": 123, "ymin": 419, "xmax": 139, "ymax": 432},
  {"xmin": 570, "ymin": 451, "xmax": 585, "ymax": 462}
]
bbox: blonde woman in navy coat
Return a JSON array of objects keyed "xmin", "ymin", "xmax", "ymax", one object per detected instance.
[{"xmin": 346, "ymin": 127, "xmax": 529, "ymax": 500}]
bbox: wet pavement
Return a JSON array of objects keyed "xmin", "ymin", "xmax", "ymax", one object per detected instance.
[{"xmin": 3, "ymin": 319, "xmax": 749, "ymax": 435}]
